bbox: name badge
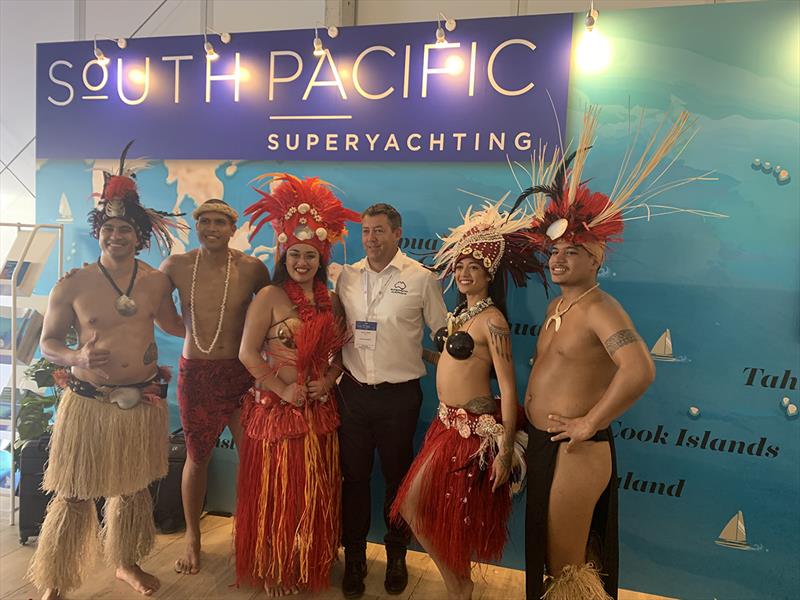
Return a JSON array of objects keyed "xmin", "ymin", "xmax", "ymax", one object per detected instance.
[{"xmin": 354, "ymin": 320, "xmax": 378, "ymax": 350}]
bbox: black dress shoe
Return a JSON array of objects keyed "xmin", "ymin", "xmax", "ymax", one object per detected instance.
[
  {"xmin": 342, "ymin": 560, "xmax": 367, "ymax": 599},
  {"xmin": 384, "ymin": 555, "xmax": 408, "ymax": 595}
]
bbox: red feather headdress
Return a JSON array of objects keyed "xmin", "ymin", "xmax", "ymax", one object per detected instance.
[{"xmin": 245, "ymin": 173, "xmax": 360, "ymax": 261}]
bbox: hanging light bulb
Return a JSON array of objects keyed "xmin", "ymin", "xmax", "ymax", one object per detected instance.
[
  {"xmin": 94, "ymin": 46, "xmax": 110, "ymax": 66},
  {"xmin": 585, "ymin": 3, "xmax": 599, "ymax": 32},
  {"xmin": 576, "ymin": 2, "xmax": 611, "ymax": 73},
  {"xmin": 435, "ymin": 13, "xmax": 457, "ymax": 44},
  {"xmin": 313, "ymin": 36, "xmax": 325, "ymax": 57},
  {"xmin": 310, "ymin": 22, "xmax": 340, "ymax": 57},
  {"xmin": 204, "ymin": 39, "xmax": 219, "ymax": 61},
  {"xmin": 92, "ymin": 34, "xmax": 125, "ymax": 66}
]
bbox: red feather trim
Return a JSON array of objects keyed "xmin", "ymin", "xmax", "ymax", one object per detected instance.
[{"xmin": 246, "ymin": 173, "xmax": 359, "ymax": 261}]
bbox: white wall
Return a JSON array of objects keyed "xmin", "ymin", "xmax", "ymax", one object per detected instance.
[{"xmin": 0, "ymin": 0, "xmax": 757, "ymax": 259}]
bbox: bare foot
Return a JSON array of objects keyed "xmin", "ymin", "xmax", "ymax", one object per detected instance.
[
  {"xmin": 41, "ymin": 589, "xmax": 63, "ymax": 600},
  {"xmin": 174, "ymin": 535, "xmax": 201, "ymax": 574},
  {"xmin": 264, "ymin": 584, "xmax": 299, "ymax": 596},
  {"xmin": 115, "ymin": 564, "xmax": 161, "ymax": 596}
]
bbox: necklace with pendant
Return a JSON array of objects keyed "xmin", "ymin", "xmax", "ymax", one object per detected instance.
[
  {"xmin": 97, "ymin": 258, "xmax": 139, "ymax": 317},
  {"xmin": 190, "ymin": 249, "xmax": 232, "ymax": 354},
  {"xmin": 447, "ymin": 297, "xmax": 494, "ymax": 335},
  {"xmin": 545, "ymin": 283, "xmax": 600, "ymax": 332}
]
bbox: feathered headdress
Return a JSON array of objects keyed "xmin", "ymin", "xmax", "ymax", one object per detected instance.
[
  {"xmin": 509, "ymin": 107, "xmax": 724, "ymax": 257},
  {"xmin": 89, "ymin": 140, "xmax": 186, "ymax": 254},
  {"xmin": 433, "ymin": 195, "xmax": 546, "ymax": 290},
  {"xmin": 245, "ymin": 173, "xmax": 360, "ymax": 261}
]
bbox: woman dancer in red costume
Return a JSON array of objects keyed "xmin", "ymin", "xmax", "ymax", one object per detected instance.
[
  {"xmin": 235, "ymin": 173, "xmax": 359, "ymax": 596},
  {"xmin": 391, "ymin": 199, "xmax": 545, "ymax": 599}
]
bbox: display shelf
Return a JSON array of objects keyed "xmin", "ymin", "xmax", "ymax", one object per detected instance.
[{"xmin": 0, "ymin": 223, "xmax": 63, "ymax": 526}]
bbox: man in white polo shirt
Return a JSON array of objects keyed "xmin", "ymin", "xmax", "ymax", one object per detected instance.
[{"xmin": 336, "ymin": 203, "xmax": 447, "ymax": 598}]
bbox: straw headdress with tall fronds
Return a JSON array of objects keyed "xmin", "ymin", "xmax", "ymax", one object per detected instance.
[{"xmin": 507, "ymin": 106, "xmax": 724, "ymax": 253}]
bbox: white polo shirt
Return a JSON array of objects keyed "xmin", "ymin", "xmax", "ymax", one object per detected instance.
[{"xmin": 336, "ymin": 250, "xmax": 447, "ymax": 385}]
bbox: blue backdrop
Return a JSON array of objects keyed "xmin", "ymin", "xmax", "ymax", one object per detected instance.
[{"xmin": 33, "ymin": 2, "xmax": 799, "ymax": 599}]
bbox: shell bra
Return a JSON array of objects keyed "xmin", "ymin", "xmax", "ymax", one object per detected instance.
[{"xmin": 433, "ymin": 297, "xmax": 495, "ymax": 360}]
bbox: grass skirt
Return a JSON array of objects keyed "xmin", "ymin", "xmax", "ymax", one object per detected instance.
[
  {"xmin": 43, "ymin": 388, "xmax": 168, "ymax": 499},
  {"xmin": 234, "ymin": 388, "xmax": 341, "ymax": 591},
  {"xmin": 390, "ymin": 405, "xmax": 512, "ymax": 578}
]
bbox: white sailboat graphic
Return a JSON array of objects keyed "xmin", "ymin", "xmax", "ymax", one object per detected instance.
[
  {"xmin": 715, "ymin": 511, "xmax": 756, "ymax": 551},
  {"xmin": 56, "ymin": 192, "xmax": 73, "ymax": 222},
  {"xmin": 650, "ymin": 328, "xmax": 679, "ymax": 362}
]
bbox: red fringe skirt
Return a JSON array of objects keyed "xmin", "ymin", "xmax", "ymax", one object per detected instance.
[
  {"xmin": 389, "ymin": 403, "xmax": 512, "ymax": 578},
  {"xmin": 234, "ymin": 388, "xmax": 341, "ymax": 591}
]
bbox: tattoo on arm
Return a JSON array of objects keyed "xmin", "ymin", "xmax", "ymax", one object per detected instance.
[
  {"xmin": 488, "ymin": 322, "xmax": 512, "ymax": 362},
  {"xmin": 144, "ymin": 342, "xmax": 158, "ymax": 365},
  {"xmin": 604, "ymin": 329, "xmax": 642, "ymax": 356},
  {"xmin": 464, "ymin": 396, "xmax": 498, "ymax": 415}
]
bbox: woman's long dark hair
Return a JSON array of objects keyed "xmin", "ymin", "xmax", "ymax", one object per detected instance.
[
  {"xmin": 270, "ymin": 250, "xmax": 329, "ymax": 286},
  {"xmin": 455, "ymin": 271, "xmax": 508, "ymax": 319}
]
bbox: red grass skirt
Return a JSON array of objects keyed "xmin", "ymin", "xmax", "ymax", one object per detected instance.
[
  {"xmin": 234, "ymin": 388, "xmax": 341, "ymax": 591},
  {"xmin": 389, "ymin": 403, "xmax": 512, "ymax": 578}
]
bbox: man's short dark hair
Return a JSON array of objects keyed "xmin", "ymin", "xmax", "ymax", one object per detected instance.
[{"xmin": 362, "ymin": 203, "xmax": 401, "ymax": 230}]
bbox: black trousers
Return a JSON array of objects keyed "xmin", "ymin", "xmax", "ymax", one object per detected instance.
[{"xmin": 338, "ymin": 375, "xmax": 423, "ymax": 562}]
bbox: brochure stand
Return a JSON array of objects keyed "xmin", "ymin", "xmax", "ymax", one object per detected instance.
[{"xmin": 0, "ymin": 223, "xmax": 63, "ymax": 526}]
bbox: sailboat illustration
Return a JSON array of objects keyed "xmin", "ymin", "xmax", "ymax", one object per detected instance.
[
  {"xmin": 650, "ymin": 329, "xmax": 679, "ymax": 362},
  {"xmin": 715, "ymin": 511, "xmax": 757, "ymax": 551},
  {"xmin": 57, "ymin": 192, "xmax": 73, "ymax": 222}
]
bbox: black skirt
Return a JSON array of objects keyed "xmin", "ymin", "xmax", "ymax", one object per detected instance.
[{"xmin": 524, "ymin": 423, "xmax": 619, "ymax": 599}]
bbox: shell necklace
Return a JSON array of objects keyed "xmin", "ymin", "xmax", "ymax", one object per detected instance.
[
  {"xmin": 97, "ymin": 258, "xmax": 138, "ymax": 317},
  {"xmin": 190, "ymin": 249, "xmax": 232, "ymax": 354},
  {"xmin": 545, "ymin": 283, "xmax": 600, "ymax": 332},
  {"xmin": 447, "ymin": 297, "xmax": 494, "ymax": 335}
]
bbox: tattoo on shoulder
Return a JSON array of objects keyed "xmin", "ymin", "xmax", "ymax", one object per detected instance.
[
  {"xmin": 144, "ymin": 342, "xmax": 158, "ymax": 365},
  {"xmin": 488, "ymin": 322, "xmax": 512, "ymax": 362},
  {"xmin": 604, "ymin": 329, "xmax": 642, "ymax": 356},
  {"xmin": 464, "ymin": 396, "xmax": 498, "ymax": 415}
]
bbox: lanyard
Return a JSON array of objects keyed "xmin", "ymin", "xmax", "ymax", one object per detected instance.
[{"xmin": 362, "ymin": 267, "xmax": 395, "ymax": 320}]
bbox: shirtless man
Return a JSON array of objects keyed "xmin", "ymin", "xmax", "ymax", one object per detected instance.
[
  {"xmin": 524, "ymin": 240, "xmax": 655, "ymax": 599},
  {"xmin": 160, "ymin": 198, "xmax": 269, "ymax": 575},
  {"xmin": 27, "ymin": 164, "xmax": 185, "ymax": 600}
]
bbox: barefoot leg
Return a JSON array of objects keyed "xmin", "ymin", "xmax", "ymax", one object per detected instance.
[
  {"xmin": 398, "ymin": 458, "xmax": 473, "ymax": 600},
  {"xmin": 175, "ymin": 453, "xmax": 211, "ymax": 574},
  {"xmin": 116, "ymin": 564, "xmax": 161, "ymax": 596},
  {"xmin": 547, "ymin": 441, "xmax": 611, "ymax": 573}
]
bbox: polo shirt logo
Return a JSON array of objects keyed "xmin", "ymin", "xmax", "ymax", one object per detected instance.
[{"xmin": 390, "ymin": 281, "xmax": 408, "ymax": 295}]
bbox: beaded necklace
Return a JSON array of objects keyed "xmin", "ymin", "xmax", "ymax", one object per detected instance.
[{"xmin": 190, "ymin": 249, "xmax": 232, "ymax": 354}]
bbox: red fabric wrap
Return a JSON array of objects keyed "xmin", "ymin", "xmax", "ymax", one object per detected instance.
[
  {"xmin": 390, "ymin": 404, "xmax": 513, "ymax": 578},
  {"xmin": 177, "ymin": 357, "xmax": 253, "ymax": 462}
]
